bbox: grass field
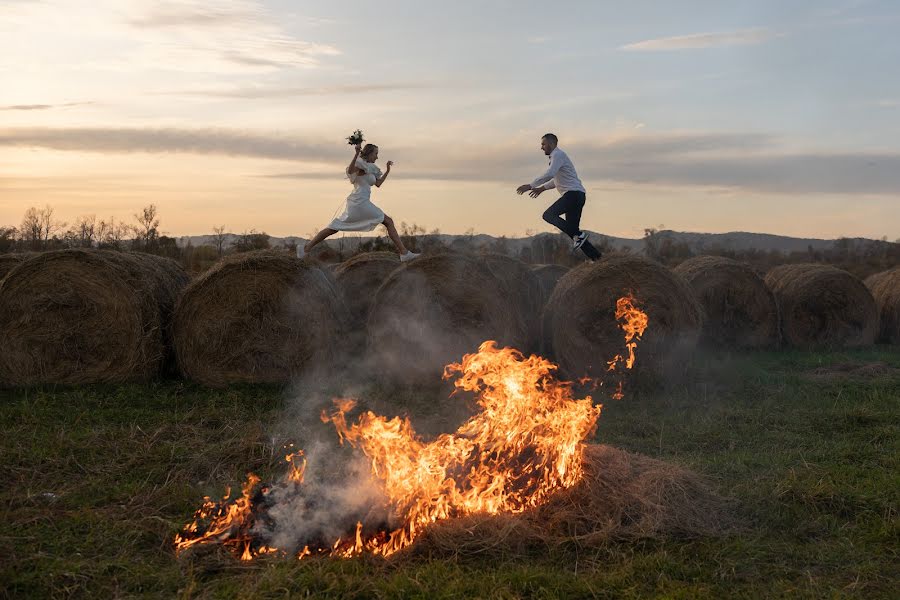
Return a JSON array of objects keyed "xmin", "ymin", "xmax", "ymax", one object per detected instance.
[{"xmin": 1, "ymin": 348, "xmax": 898, "ymax": 599}]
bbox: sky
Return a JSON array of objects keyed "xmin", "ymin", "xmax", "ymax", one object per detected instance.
[{"xmin": 1, "ymin": 0, "xmax": 899, "ymax": 241}]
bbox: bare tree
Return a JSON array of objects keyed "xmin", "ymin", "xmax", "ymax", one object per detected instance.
[
  {"xmin": 0, "ymin": 226, "xmax": 17, "ymax": 252},
  {"xmin": 133, "ymin": 204, "xmax": 160, "ymax": 251},
  {"xmin": 212, "ymin": 225, "xmax": 228, "ymax": 257},
  {"xmin": 75, "ymin": 215, "xmax": 97, "ymax": 248},
  {"xmin": 19, "ymin": 205, "xmax": 64, "ymax": 250}
]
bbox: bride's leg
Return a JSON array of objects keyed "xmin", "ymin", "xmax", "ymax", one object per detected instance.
[
  {"xmin": 381, "ymin": 215, "xmax": 408, "ymax": 254},
  {"xmin": 305, "ymin": 228, "xmax": 338, "ymax": 252}
]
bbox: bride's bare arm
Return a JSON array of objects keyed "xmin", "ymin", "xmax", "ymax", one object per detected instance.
[
  {"xmin": 347, "ymin": 145, "xmax": 365, "ymax": 175},
  {"xmin": 375, "ymin": 160, "xmax": 393, "ymax": 187}
]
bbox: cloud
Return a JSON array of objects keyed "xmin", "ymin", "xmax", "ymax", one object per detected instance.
[
  {"xmin": 158, "ymin": 82, "xmax": 434, "ymax": 99},
  {"xmin": 0, "ymin": 102, "xmax": 94, "ymax": 111},
  {"xmin": 620, "ymin": 28, "xmax": 776, "ymax": 51},
  {"xmin": 0, "ymin": 1, "xmax": 339, "ymax": 74},
  {"xmin": 4, "ymin": 126, "xmax": 900, "ymax": 195}
]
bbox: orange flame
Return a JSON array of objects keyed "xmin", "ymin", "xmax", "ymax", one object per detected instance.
[{"xmin": 174, "ymin": 295, "xmax": 649, "ymax": 561}]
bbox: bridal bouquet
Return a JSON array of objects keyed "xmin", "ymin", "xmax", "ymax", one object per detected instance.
[{"xmin": 347, "ymin": 129, "xmax": 364, "ymax": 146}]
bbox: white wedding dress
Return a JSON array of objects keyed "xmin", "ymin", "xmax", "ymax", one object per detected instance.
[{"xmin": 328, "ymin": 158, "xmax": 385, "ymax": 231}]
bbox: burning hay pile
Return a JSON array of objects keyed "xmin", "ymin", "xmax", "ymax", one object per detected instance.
[
  {"xmin": 367, "ymin": 254, "xmax": 527, "ymax": 382},
  {"xmin": 175, "ymin": 326, "xmax": 728, "ymax": 563},
  {"xmin": 173, "ymin": 251, "xmax": 346, "ymax": 386},
  {"xmin": 764, "ymin": 264, "xmax": 877, "ymax": 348},
  {"xmin": 543, "ymin": 255, "xmax": 702, "ymax": 380},
  {"xmin": 674, "ymin": 256, "xmax": 779, "ymax": 349},
  {"xmin": 864, "ymin": 268, "xmax": 900, "ymax": 344},
  {"xmin": 0, "ymin": 249, "xmax": 189, "ymax": 387}
]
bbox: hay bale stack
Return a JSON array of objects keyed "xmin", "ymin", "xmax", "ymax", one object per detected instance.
[
  {"xmin": 333, "ymin": 252, "xmax": 400, "ymax": 330},
  {"xmin": 174, "ymin": 251, "xmax": 345, "ymax": 386},
  {"xmin": 765, "ymin": 264, "xmax": 877, "ymax": 348},
  {"xmin": 411, "ymin": 444, "xmax": 729, "ymax": 559},
  {"xmin": 543, "ymin": 254, "xmax": 702, "ymax": 379},
  {"xmin": 0, "ymin": 253, "xmax": 26, "ymax": 283},
  {"xmin": 674, "ymin": 256, "xmax": 778, "ymax": 348},
  {"xmin": 864, "ymin": 268, "xmax": 900, "ymax": 344},
  {"xmin": 0, "ymin": 249, "xmax": 189, "ymax": 387},
  {"xmin": 368, "ymin": 254, "xmax": 525, "ymax": 381},
  {"xmin": 531, "ymin": 264, "xmax": 569, "ymax": 302},
  {"xmin": 481, "ymin": 254, "xmax": 545, "ymax": 350}
]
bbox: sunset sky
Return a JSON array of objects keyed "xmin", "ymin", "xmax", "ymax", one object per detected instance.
[{"xmin": 2, "ymin": 0, "xmax": 899, "ymax": 241}]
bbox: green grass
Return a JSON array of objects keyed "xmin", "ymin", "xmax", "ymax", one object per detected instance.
[{"xmin": 1, "ymin": 348, "xmax": 898, "ymax": 599}]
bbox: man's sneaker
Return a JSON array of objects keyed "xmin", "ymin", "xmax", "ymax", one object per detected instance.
[
  {"xmin": 573, "ymin": 231, "xmax": 587, "ymax": 250},
  {"xmin": 400, "ymin": 251, "xmax": 421, "ymax": 262},
  {"xmin": 296, "ymin": 245, "xmax": 305, "ymax": 259}
]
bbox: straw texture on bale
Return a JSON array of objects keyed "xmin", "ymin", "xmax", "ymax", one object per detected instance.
[
  {"xmin": 409, "ymin": 444, "xmax": 730, "ymax": 559},
  {"xmin": 333, "ymin": 252, "xmax": 400, "ymax": 331},
  {"xmin": 367, "ymin": 254, "xmax": 525, "ymax": 382},
  {"xmin": 0, "ymin": 253, "xmax": 25, "ymax": 283},
  {"xmin": 480, "ymin": 254, "xmax": 545, "ymax": 351},
  {"xmin": 864, "ymin": 268, "xmax": 900, "ymax": 344},
  {"xmin": 674, "ymin": 255, "xmax": 778, "ymax": 348},
  {"xmin": 0, "ymin": 249, "xmax": 189, "ymax": 387},
  {"xmin": 174, "ymin": 251, "xmax": 345, "ymax": 386},
  {"xmin": 765, "ymin": 264, "xmax": 877, "ymax": 348},
  {"xmin": 543, "ymin": 254, "xmax": 703, "ymax": 379},
  {"xmin": 530, "ymin": 264, "xmax": 569, "ymax": 303}
]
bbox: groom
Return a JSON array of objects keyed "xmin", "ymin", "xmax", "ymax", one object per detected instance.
[{"xmin": 517, "ymin": 133, "xmax": 601, "ymax": 260}]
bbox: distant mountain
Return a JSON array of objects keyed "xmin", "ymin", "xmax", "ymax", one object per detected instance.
[{"xmin": 174, "ymin": 230, "xmax": 891, "ymax": 255}]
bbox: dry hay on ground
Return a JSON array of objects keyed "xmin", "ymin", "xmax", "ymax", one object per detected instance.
[
  {"xmin": 0, "ymin": 249, "xmax": 189, "ymax": 387},
  {"xmin": 367, "ymin": 254, "xmax": 525, "ymax": 382},
  {"xmin": 0, "ymin": 253, "xmax": 26, "ymax": 283},
  {"xmin": 543, "ymin": 254, "xmax": 703, "ymax": 379},
  {"xmin": 674, "ymin": 255, "xmax": 779, "ymax": 349},
  {"xmin": 531, "ymin": 264, "xmax": 570, "ymax": 303},
  {"xmin": 864, "ymin": 268, "xmax": 900, "ymax": 344},
  {"xmin": 765, "ymin": 264, "xmax": 877, "ymax": 348},
  {"xmin": 173, "ymin": 250, "xmax": 345, "ymax": 386},
  {"xmin": 410, "ymin": 444, "xmax": 730, "ymax": 559},
  {"xmin": 333, "ymin": 252, "xmax": 400, "ymax": 332},
  {"xmin": 803, "ymin": 361, "xmax": 900, "ymax": 382},
  {"xmin": 480, "ymin": 254, "xmax": 545, "ymax": 352}
]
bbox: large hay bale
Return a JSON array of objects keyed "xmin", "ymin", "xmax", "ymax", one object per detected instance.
[
  {"xmin": 0, "ymin": 249, "xmax": 189, "ymax": 387},
  {"xmin": 765, "ymin": 264, "xmax": 877, "ymax": 348},
  {"xmin": 543, "ymin": 254, "xmax": 702, "ymax": 379},
  {"xmin": 864, "ymin": 267, "xmax": 900, "ymax": 344},
  {"xmin": 0, "ymin": 253, "xmax": 26, "ymax": 283},
  {"xmin": 531, "ymin": 263, "xmax": 569, "ymax": 303},
  {"xmin": 333, "ymin": 252, "xmax": 400, "ymax": 331},
  {"xmin": 410, "ymin": 444, "xmax": 730, "ymax": 559},
  {"xmin": 174, "ymin": 251, "xmax": 345, "ymax": 386},
  {"xmin": 367, "ymin": 254, "xmax": 525, "ymax": 382},
  {"xmin": 481, "ymin": 254, "xmax": 545, "ymax": 351},
  {"xmin": 674, "ymin": 256, "xmax": 778, "ymax": 349}
]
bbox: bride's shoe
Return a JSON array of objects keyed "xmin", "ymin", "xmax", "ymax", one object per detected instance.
[{"xmin": 400, "ymin": 251, "xmax": 420, "ymax": 262}]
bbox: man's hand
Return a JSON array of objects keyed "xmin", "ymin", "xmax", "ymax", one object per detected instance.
[
  {"xmin": 528, "ymin": 187, "xmax": 545, "ymax": 198},
  {"xmin": 386, "ymin": 160, "xmax": 393, "ymax": 169},
  {"xmin": 516, "ymin": 184, "xmax": 532, "ymax": 195}
]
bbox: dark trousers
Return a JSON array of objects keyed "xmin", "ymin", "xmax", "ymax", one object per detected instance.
[{"xmin": 542, "ymin": 191, "xmax": 601, "ymax": 260}]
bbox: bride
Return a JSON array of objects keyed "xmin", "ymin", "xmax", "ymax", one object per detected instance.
[{"xmin": 298, "ymin": 142, "xmax": 420, "ymax": 261}]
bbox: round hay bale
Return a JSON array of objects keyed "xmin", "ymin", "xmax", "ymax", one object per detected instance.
[
  {"xmin": 864, "ymin": 267, "xmax": 900, "ymax": 344},
  {"xmin": 764, "ymin": 264, "xmax": 877, "ymax": 348},
  {"xmin": 481, "ymin": 254, "xmax": 545, "ymax": 351},
  {"xmin": 0, "ymin": 253, "xmax": 26, "ymax": 283},
  {"xmin": 543, "ymin": 254, "xmax": 702, "ymax": 379},
  {"xmin": 174, "ymin": 250, "xmax": 345, "ymax": 386},
  {"xmin": 674, "ymin": 256, "xmax": 778, "ymax": 349},
  {"xmin": 367, "ymin": 254, "xmax": 524, "ymax": 382},
  {"xmin": 334, "ymin": 252, "xmax": 400, "ymax": 331},
  {"xmin": 530, "ymin": 264, "xmax": 569, "ymax": 303},
  {"xmin": 0, "ymin": 249, "xmax": 189, "ymax": 387}
]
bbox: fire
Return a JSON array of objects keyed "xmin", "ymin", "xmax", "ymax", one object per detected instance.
[
  {"xmin": 604, "ymin": 293, "xmax": 649, "ymax": 399},
  {"xmin": 174, "ymin": 295, "xmax": 648, "ymax": 560}
]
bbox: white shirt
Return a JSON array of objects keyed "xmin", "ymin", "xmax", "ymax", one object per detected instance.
[{"xmin": 531, "ymin": 147, "xmax": 585, "ymax": 195}]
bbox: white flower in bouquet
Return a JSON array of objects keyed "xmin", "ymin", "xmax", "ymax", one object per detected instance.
[{"xmin": 347, "ymin": 129, "xmax": 364, "ymax": 146}]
